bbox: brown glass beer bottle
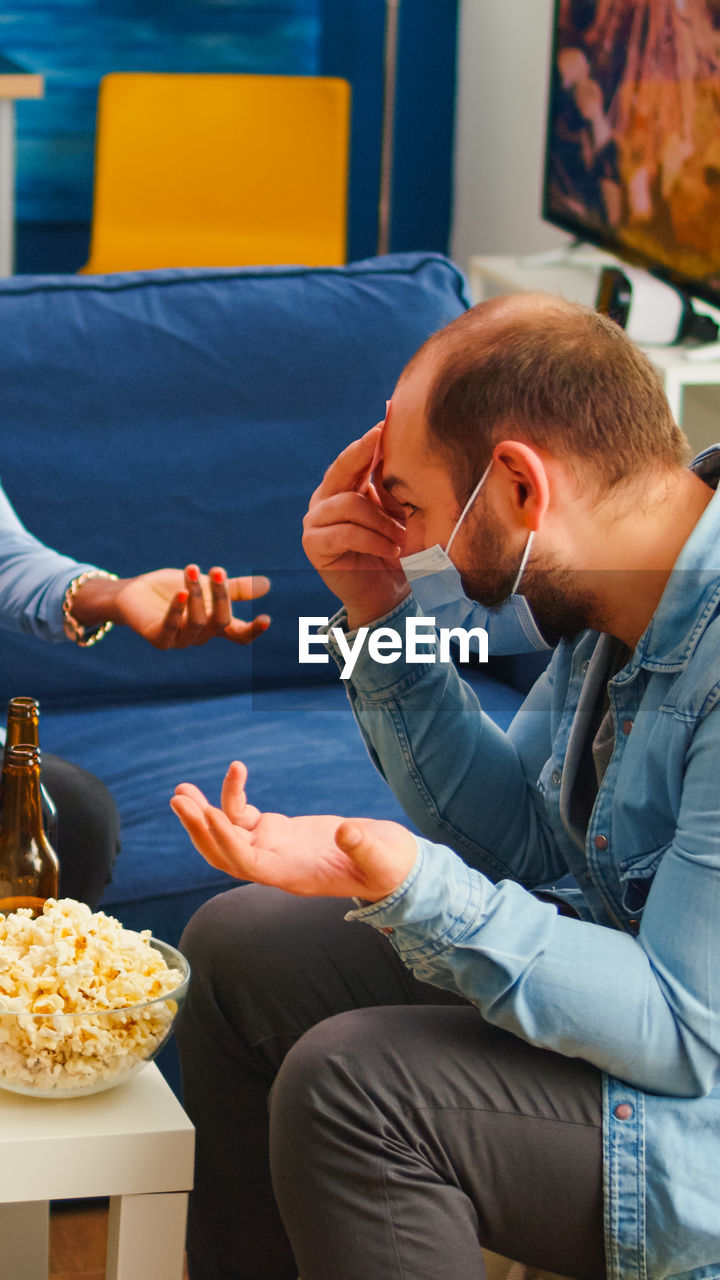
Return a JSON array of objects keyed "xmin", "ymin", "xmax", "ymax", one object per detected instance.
[
  {"xmin": 3, "ymin": 696, "xmax": 58, "ymax": 846},
  {"xmin": 0, "ymin": 745, "xmax": 59, "ymax": 915}
]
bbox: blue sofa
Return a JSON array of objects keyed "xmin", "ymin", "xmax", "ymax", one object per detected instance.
[{"xmin": 0, "ymin": 253, "xmax": 540, "ymax": 1084}]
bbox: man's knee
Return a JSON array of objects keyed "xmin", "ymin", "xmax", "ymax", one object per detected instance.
[
  {"xmin": 179, "ymin": 885, "xmax": 352, "ymax": 1051},
  {"xmin": 271, "ymin": 1007, "xmax": 388, "ymax": 1123},
  {"xmin": 181, "ymin": 884, "xmax": 250, "ymax": 967},
  {"xmin": 179, "ymin": 882, "xmax": 287, "ymax": 1006}
]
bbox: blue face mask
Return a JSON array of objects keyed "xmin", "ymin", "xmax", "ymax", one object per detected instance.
[{"xmin": 399, "ymin": 461, "xmax": 551, "ymax": 655}]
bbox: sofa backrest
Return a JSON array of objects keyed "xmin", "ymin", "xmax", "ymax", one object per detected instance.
[{"xmin": 0, "ymin": 254, "xmax": 469, "ymax": 706}]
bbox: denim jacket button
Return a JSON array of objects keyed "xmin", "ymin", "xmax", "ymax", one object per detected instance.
[
  {"xmin": 614, "ymin": 1102, "xmax": 634, "ymax": 1120},
  {"xmin": 379, "ymin": 926, "xmax": 394, "ymax": 936},
  {"xmin": 581, "ymin": 660, "xmax": 590, "ymax": 674},
  {"xmin": 594, "ymin": 834, "xmax": 608, "ymax": 850},
  {"xmin": 551, "ymin": 769, "xmax": 562, "ymax": 786},
  {"xmin": 622, "ymin": 719, "xmax": 633, "ymax": 735}
]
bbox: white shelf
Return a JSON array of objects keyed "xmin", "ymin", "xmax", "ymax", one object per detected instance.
[{"xmin": 469, "ymin": 251, "xmax": 610, "ymax": 308}]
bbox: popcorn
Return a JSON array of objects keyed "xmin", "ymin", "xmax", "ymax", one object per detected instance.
[{"xmin": 0, "ymin": 899, "xmax": 186, "ymax": 1093}]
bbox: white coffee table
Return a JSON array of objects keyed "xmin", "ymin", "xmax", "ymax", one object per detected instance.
[{"xmin": 0, "ymin": 1062, "xmax": 194, "ymax": 1280}]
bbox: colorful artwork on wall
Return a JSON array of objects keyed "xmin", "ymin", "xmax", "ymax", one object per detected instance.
[{"xmin": 1, "ymin": 0, "xmax": 320, "ymax": 222}]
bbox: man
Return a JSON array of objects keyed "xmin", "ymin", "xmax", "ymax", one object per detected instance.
[
  {"xmin": 171, "ymin": 293, "xmax": 720, "ymax": 1280},
  {"xmin": 0, "ymin": 477, "xmax": 270, "ymax": 903}
]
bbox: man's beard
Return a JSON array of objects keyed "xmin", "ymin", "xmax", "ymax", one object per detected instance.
[{"xmin": 456, "ymin": 503, "xmax": 603, "ymax": 647}]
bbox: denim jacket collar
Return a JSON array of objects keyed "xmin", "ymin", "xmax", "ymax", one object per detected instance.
[{"xmin": 618, "ymin": 446, "xmax": 720, "ymax": 679}]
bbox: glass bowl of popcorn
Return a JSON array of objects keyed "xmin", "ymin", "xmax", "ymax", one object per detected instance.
[{"xmin": 0, "ymin": 899, "xmax": 190, "ymax": 1098}]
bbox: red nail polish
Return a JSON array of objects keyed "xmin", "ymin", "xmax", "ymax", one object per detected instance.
[
  {"xmin": 177, "ymin": 590, "xmax": 189, "ymax": 605},
  {"xmin": 210, "ymin": 570, "xmax": 225, "ymax": 584},
  {"xmin": 186, "ymin": 566, "xmax": 200, "ymax": 583}
]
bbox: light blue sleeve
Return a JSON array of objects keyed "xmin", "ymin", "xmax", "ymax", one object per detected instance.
[
  {"xmin": 0, "ymin": 480, "xmax": 100, "ymax": 642},
  {"xmin": 328, "ymin": 598, "xmax": 566, "ymax": 888},
  {"xmin": 347, "ymin": 703, "xmax": 720, "ymax": 1099}
]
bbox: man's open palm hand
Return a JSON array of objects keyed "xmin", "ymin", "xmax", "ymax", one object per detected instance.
[{"xmin": 171, "ymin": 761, "xmax": 417, "ymax": 902}]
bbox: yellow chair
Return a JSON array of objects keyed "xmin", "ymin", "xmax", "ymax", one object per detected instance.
[{"xmin": 81, "ymin": 72, "xmax": 350, "ymax": 273}]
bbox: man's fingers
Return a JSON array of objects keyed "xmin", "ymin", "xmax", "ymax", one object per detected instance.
[
  {"xmin": 334, "ymin": 818, "xmax": 418, "ymax": 902},
  {"xmin": 169, "ymin": 792, "xmax": 204, "ymax": 832},
  {"xmin": 171, "ymin": 792, "xmax": 248, "ymax": 876},
  {"xmin": 220, "ymin": 760, "xmax": 262, "ymax": 829},
  {"xmin": 221, "ymin": 758, "xmax": 248, "ymax": 803},
  {"xmin": 309, "ymin": 427, "xmax": 382, "ymax": 506},
  {"xmin": 370, "ymin": 463, "xmax": 408, "ymax": 521},
  {"xmin": 333, "ymin": 820, "xmax": 394, "ymax": 900},
  {"xmin": 304, "ymin": 519, "xmax": 404, "ymax": 565},
  {"xmin": 171, "ymin": 778, "xmax": 257, "ymax": 877},
  {"xmin": 204, "ymin": 805, "xmax": 265, "ymax": 879},
  {"xmin": 357, "ymin": 418, "xmax": 386, "ymax": 495},
  {"xmin": 302, "ymin": 492, "xmax": 406, "ymax": 572},
  {"xmin": 308, "ymin": 491, "xmax": 405, "ymax": 541},
  {"xmin": 173, "ymin": 781, "xmax": 212, "ymax": 810},
  {"xmin": 335, "ymin": 820, "xmax": 375, "ymax": 866}
]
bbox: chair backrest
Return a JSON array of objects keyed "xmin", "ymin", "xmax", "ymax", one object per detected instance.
[{"xmin": 81, "ymin": 72, "xmax": 351, "ymax": 274}]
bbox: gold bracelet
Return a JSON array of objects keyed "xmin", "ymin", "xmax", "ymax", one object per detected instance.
[{"xmin": 62, "ymin": 570, "xmax": 119, "ymax": 647}]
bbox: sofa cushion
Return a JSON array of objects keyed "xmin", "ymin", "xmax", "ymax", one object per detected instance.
[{"xmin": 0, "ymin": 253, "xmax": 469, "ymax": 707}]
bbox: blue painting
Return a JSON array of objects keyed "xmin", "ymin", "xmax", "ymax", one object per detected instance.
[{"xmin": 1, "ymin": 1, "xmax": 320, "ymax": 222}]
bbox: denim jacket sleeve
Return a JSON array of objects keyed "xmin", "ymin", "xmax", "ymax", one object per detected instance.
[
  {"xmin": 327, "ymin": 597, "xmax": 566, "ymax": 887},
  {"xmin": 334, "ymin": 600, "xmax": 720, "ymax": 1098},
  {"xmin": 0, "ymin": 480, "xmax": 98, "ymax": 641},
  {"xmin": 348, "ymin": 798, "xmax": 720, "ymax": 1099}
]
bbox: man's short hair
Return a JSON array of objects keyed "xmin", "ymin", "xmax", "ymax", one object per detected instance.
[{"xmin": 418, "ymin": 293, "xmax": 689, "ymax": 504}]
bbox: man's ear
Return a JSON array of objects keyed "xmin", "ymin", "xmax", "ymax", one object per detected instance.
[{"xmin": 491, "ymin": 441, "xmax": 550, "ymax": 531}]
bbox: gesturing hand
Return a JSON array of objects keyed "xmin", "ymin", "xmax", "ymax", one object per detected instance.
[
  {"xmin": 75, "ymin": 564, "xmax": 271, "ymax": 649},
  {"xmin": 302, "ymin": 423, "xmax": 411, "ymax": 630},
  {"xmin": 170, "ymin": 760, "xmax": 418, "ymax": 902}
]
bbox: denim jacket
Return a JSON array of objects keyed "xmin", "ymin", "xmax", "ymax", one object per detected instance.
[{"xmin": 329, "ymin": 446, "xmax": 720, "ymax": 1280}]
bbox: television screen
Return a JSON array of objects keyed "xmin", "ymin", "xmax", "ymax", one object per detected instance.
[{"xmin": 543, "ymin": 0, "xmax": 720, "ymax": 310}]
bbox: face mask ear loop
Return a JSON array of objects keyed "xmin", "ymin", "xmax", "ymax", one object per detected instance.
[
  {"xmin": 446, "ymin": 459, "xmax": 494, "ymax": 558},
  {"xmin": 511, "ymin": 529, "xmax": 535, "ymax": 596}
]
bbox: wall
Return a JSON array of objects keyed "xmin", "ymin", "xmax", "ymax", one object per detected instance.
[
  {"xmin": 321, "ymin": 0, "xmax": 458, "ymax": 262},
  {"xmin": 8, "ymin": 0, "xmax": 320, "ymax": 271},
  {"xmin": 7, "ymin": 0, "xmax": 458, "ymax": 273},
  {"xmin": 450, "ymin": 0, "xmax": 569, "ymax": 276}
]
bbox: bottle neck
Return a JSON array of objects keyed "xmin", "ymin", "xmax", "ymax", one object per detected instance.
[
  {"xmin": 0, "ymin": 753, "xmax": 45, "ymax": 838},
  {"xmin": 3, "ymin": 699, "xmax": 40, "ymax": 769}
]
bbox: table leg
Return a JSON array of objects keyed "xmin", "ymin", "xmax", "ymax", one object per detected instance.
[
  {"xmin": 0, "ymin": 1199, "xmax": 49, "ymax": 1279},
  {"xmin": 0, "ymin": 98, "xmax": 16, "ymax": 276},
  {"xmin": 106, "ymin": 1191, "xmax": 188, "ymax": 1280}
]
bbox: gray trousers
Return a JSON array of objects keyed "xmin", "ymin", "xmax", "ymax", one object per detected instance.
[{"xmin": 177, "ymin": 885, "xmax": 606, "ymax": 1280}]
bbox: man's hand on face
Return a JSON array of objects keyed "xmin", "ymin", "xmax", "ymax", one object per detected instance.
[
  {"xmin": 302, "ymin": 426, "xmax": 412, "ymax": 630},
  {"xmin": 170, "ymin": 760, "xmax": 418, "ymax": 901}
]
